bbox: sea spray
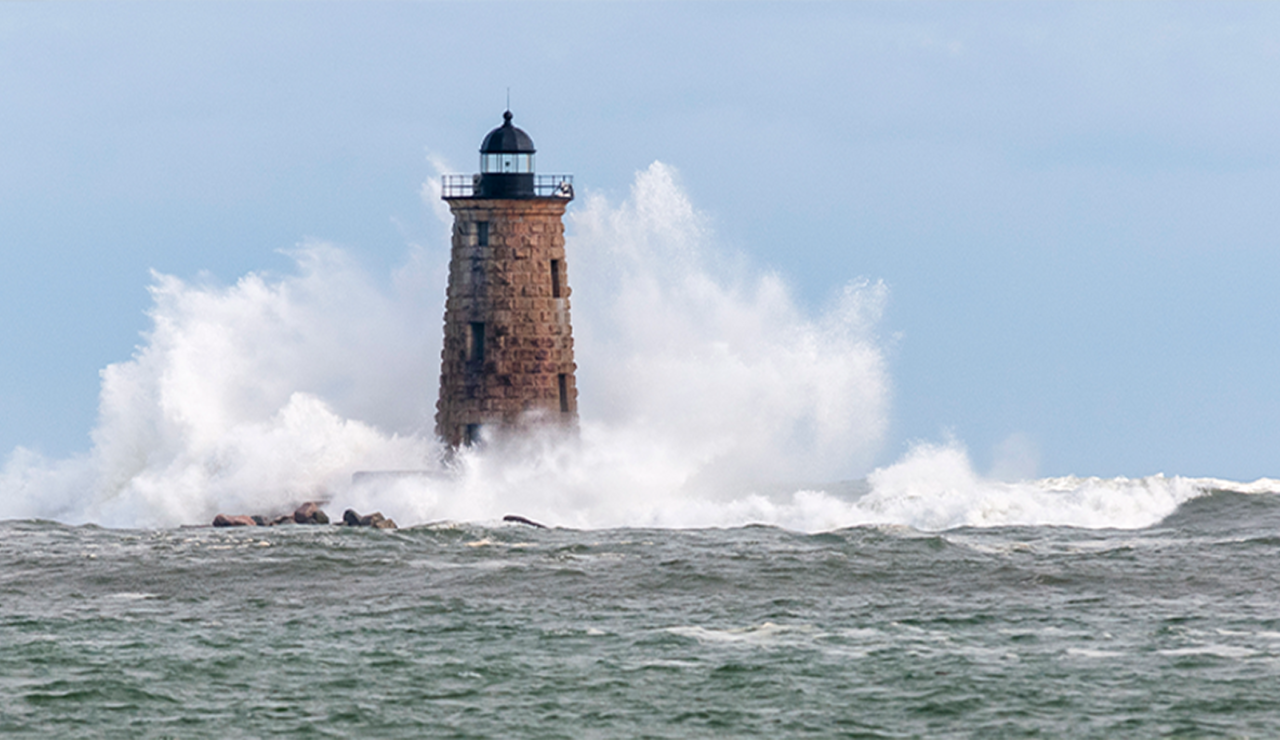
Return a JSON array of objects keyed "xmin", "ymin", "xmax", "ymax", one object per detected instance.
[
  {"xmin": 569, "ymin": 163, "xmax": 890, "ymax": 488},
  {"xmin": 855, "ymin": 440, "xmax": 1219, "ymax": 530},
  {"xmin": 6, "ymin": 247, "xmax": 442, "ymax": 528},
  {"xmin": 344, "ymin": 436, "xmax": 1236, "ymax": 533},
  {"xmin": 344, "ymin": 162, "xmax": 896, "ymax": 531},
  {"xmin": 0, "ymin": 161, "xmax": 1261, "ymax": 531}
]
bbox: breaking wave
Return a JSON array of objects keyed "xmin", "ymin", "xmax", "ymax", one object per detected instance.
[{"xmin": 0, "ymin": 162, "xmax": 1266, "ymax": 531}]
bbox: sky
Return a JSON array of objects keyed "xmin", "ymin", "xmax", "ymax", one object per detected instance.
[{"xmin": 2, "ymin": 1, "xmax": 1278, "ymax": 482}]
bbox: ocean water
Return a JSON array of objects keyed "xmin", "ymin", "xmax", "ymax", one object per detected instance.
[
  {"xmin": 4, "ymin": 163, "xmax": 1279, "ymax": 736},
  {"xmin": 5, "ymin": 487, "xmax": 1280, "ymax": 738}
]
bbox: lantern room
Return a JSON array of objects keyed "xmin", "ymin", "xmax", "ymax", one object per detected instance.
[{"xmin": 477, "ymin": 110, "xmax": 536, "ymax": 198}]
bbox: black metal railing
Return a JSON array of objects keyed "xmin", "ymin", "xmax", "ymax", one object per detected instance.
[
  {"xmin": 440, "ymin": 174, "xmax": 477, "ymax": 198},
  {"xmin": 440, "ymin": 174, "xmax": 573, "ymax": 199},
  {"xmin": 535, "ymin": 175, "xmax": 574, "ymax": 198}
]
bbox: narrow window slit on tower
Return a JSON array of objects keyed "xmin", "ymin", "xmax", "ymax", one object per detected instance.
[
  {"xmin": 468, "ymin": 322, "xmax": 485, "ymax": 363},
  {"xmin": 550, "ymin": 259, "xmax": 562, "ymax": 298},
  {"xmin": 476, "ymin": 221, "xmax": 489, "ymax": 247},
  {"xmin": 463, "ymin": 424, "xmax": 482, "ymax": 446},
  {"xmin": 558, "ymin": 373, "xmax": 569, "ymax": 413}
]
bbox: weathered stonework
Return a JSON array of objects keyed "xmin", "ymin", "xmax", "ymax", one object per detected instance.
[{"xmin": 435, "ymin": 198, "xmax": 577, "ymax": 447}]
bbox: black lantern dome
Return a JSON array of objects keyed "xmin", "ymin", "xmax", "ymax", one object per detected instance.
[
  {"xmin": 477, "ymin": 111, "xmax": 536, "ymax": 198},
  {"xmin": 481, "ymin": 111, "xmax": 535, "ymax": 155}
]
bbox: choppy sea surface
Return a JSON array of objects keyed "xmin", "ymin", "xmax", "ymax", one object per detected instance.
[{"xmin": 5, "ymin": 488, "xmax": 1280, "ymax": 738}]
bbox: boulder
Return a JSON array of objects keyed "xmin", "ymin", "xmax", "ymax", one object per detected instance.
[
  {"xmin": 212, "ymin": 513, "xmax": 257, "ymax": 527},
  {"xmin": 341, "ymin": 508, "xmax": 398, "ymax": 529},
  {"xmin": 293, "ymin": 501, "xmax": 330, "ymax": 525},
  {"xmin": 502, "ymin": 514, "xmax": 548, "ymax": 529}
]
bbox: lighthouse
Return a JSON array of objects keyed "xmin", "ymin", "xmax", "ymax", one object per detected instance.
[{"xmin": 436, "ymin": 111, "xmax": 577, "ymax": 448}]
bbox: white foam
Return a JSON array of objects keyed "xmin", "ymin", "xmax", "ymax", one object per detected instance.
[
  {"xmin": 667, "ymin": 622, "xmax": 816, "ymax": 646},
  {"xmin": 1158, "ymin": 645, "xmax": 1257, "ymax": 659},
  {"xmin": 1064, "ymin": 647, "xmax": 1126, "ymax": 659},
  {"xmin": 0, "ymin": 161, "xmax": 1265, "ymax": 532},
  {"xmin": 4, "ymin": 246, "xmax": 441, "ymax": 528},
  {"xmin": 849, "ymin": 440, "xmax": 1222, "ymax": 531}
]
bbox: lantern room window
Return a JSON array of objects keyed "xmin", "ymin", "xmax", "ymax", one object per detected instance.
[{"xmin": 481, "ymin": 152, "xmax": 535, "ymax": 174}]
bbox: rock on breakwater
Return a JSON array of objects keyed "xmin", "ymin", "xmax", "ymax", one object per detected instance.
[{"xmin": 210, "ymin": 502, "xmax": 397, "ymax": 529}]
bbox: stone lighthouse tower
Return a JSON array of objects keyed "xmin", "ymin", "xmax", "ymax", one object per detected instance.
[{"xmin": 436, "ymin": 111, "xmax": 577, "ymax": 447}]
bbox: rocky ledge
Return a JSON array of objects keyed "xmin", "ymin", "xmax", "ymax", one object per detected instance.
[{"xmin": 212, "ymin": 502, "xmax": 397, "ymax": 529}]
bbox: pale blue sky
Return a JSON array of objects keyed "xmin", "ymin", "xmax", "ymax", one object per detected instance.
[{"xmin": 2, "ymin": 2, "xmax": 1278, "ymax": 480}]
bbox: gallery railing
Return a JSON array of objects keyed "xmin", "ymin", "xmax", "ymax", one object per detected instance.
[{"xmin": 440, "ymin": 174, "xmax": 574, "ymax": 199}]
